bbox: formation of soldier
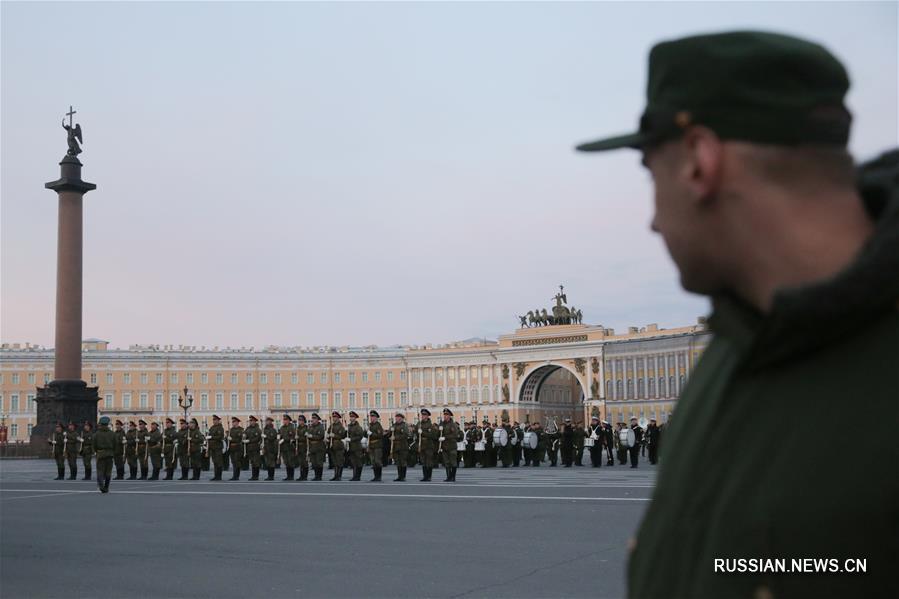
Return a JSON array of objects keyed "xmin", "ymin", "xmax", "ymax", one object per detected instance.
[{"xmin": 49, "ymin": 409, "xmax": 663, "ymax": 485}]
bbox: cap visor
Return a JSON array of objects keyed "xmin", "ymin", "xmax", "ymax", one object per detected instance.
[{"xmin": 575, "ymin": 132, "xmax": 646, "ymax": 152}]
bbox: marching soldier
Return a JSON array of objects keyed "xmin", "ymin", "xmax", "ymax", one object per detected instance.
[
  {"xmin": 64, "ymin": 421, "xmax": 79, "ymax": 480},
  {"xmin": 176, "ymin": 419, "xmax": 190, "ymax": 480},
  {"xmin": 188, "ymin": 418, "xmax": 205, "ymax": 480},
  {"xmin": 78, "ymin": 421, "xmax": 94, "ymax": 480},
  {"xmin": 366, "ymin": 410, "xmax": 384, "ymax": 482},
  {"xmin": 417, "ymin": 408, "xmax": 439, "ymax": 481},
  {"xmin": 147, "ymin": 421, "xmax": 163, "ymax": 480},
  {"xmin": 306, "ymin": 413, "xmax": 326, "ymax": 481},
  {"xmin": 113, "ymin": 420, "xmax": 126, "ymax": 479},
  {"xmin": 279, "ymin": 414, "xmax": 297, "ymax": 481},
  {"xmin": 50, "ymin": 422, "xmax": 65, "ymax": 480},
  {"xmin": 545, "ymin": 425, "xmax": 560, "ymax": 467},
  {"xmin": 136, "ymin": 419, "xmax": 150, "ymax": 479},
  {"xmin": 531, "ymin": 422, "xmax": 545, "ymax": 467},
  {"xmin": 262, "ymin": 416, "xmax": 279, "ymax": 481},
  {"xmin": 628, "ymin": 417, "xmax": 643, "ymax": 469},
  {"xmin": 206, "ymin": 415, "xmax": 225, "ymax": 481},
  {"xmin": 588, "ymin": 416, "xmax": 604, "ymax": 467},
  {"xmin": 125, "ymin": 421, "xmax": 139, "ymax": 480},
  {"xmin": 464, "ymin": 420, "xmax": 478, "ymax": 468},
  {"xmin": 438, "ymin": 408, "xmax": 461, "ymax": 482},
  {"xmin": 603, "ymin": 421, "xmax": 615, "ymax": 466},
  {"xmin": 162, "ymin": 417, "xmax": 177, "ymax": 480},
  {"xmin": 228, "ymin": 417, "xmax": 244, "ymax": 481},
  {"xmin": 479, "ymin": 420, "xmax": 491, "ymax": 468},
  {"xmin": 615, "ymin": 423, "xmax": 628, "ymax": 465},
  {"xmin": 511, "ymin": 421, "xmax": 524, "ymax": 467},
  {"xmin": 388, "ymin": 413, "xmax": 409, "ymax": 482},
  {"xmin": 500, "ymin": 419, "xmax": 513, "ymax": 468},
  {"xmin": 346, "ymin": 411, "xmax": 365, "ymax": 481},
  {"xmin": 522, "ymin": 423, "xmax": 533, "ymax": 466},
  {"xmin": 93, "ymin": 416, "xmax": 116, "ymax": 493},
  {"xmin": 243, "ymin": 415, "xmax": 262, "ymax": 480},
  {"xmin": 560, "ymin": 418, "xmax": 574, "ymax": 467},
  {"xmin": 573, "ymin": 420, "xmax": 586, "ymax": 466},
  {"xmin": 327, "ymin": 411, "xmax": 347, "ymax": 481},
  {"xmin": 294, "ymin": 415, "xmax": 310, "ymax": 481},
  {"xmin": 646, "ymin": 418, "xmax": 660, "ymax": 465}
]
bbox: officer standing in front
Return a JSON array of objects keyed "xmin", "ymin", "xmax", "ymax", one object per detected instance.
[
  {"xmin": 64, "ymin": 421, "xmax": 79, "ymax": 480},
  {"xmin": 78, "ymin": 421, "xmax": 94, "ymax": 480},
  {"xmin": 327, "ymin": 411, "xmax": 346, "ymax": 481},
  {"xmin": 50, "ymin": 422, "xmax": 65, "ymax": 480},
  {"xmin": 388, "ymin": 413, "xmax": 409, "ymax": 482},
  {"xmin": 417, "ymin": 408, "xmax": 439, "ymax": 481},
  {"xmin": 262, "ymin": 416, "xmax": 279, "ymax": 481},
  {"xmin": 147, "ymin": 421, "xmax": 163, "ymax": 480},
  {"xmin": 294, "ymin": 414, "xmax": 310, "ymax": 481},
  {"xmin": 176, "ymin": 418, "xmax": 190, "ymax": 480},
  {"xmin": 243, "ymin": 415, "xmax": 263, "ymax": 481},
  {"xmin": 438, "ymin": 408, "xmax": 461, "ymax": 482},
  {"xmin": 93, "ymin": 416, "xmax": 116, "ymax": 493}
]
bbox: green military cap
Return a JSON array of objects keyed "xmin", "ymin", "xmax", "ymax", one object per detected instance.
[
  {"xmin": 394, "ymin": 413, "xmax": 405, "ymax": 419},
  {"xmin": 297, "ymin": 414, "xmax": 307, "ymax": 422},
  {"xmin": 348, "ymin": 411, "xmax": 359, "ymax": 418},
  {"xmin": 265, "ymin": 416, "xmax": 274, "ymax": 422},
  {"xmin": 577, "ymin": 31, "xmax": 851, "ymax": 152},
  {"xmin": 282, "ymin": 414, "xmax": 293, "ymax": 421},
  {"xmin": 165, "ymin": 417, "xmax": 174, "ymax": 424},
  {"xmin": 98, "ymin": 416, "xmax": 110, "ymax": 426},
  {"xmin": 420, "ymin": 408, "xmax": 431, "ymax": 416},
  {"xmin": 248, "ymin": 415, "xmax": 258, "ymax": 422},
  {"xmin": 331, "ymin": 411, "xmax": 341, "ymax": 418},
  {"xmin": 137, "ymin": 419, "xmax": 146, "ymax": 426},
  {"xmin": 129, "ymin": 421, "xmax": 137, "ymax": 427},
  {"xmin": 150, "ymin": 421, "xmax": 159, "ymax": 427},
  {"xmin": 443, "ymin": 408, "xmax": 453, "ymax": 416},
  {"xmin": 115, "ymin": 419, "xmax": 123, "ymax": 426},
  {"xmin": 369, "ymin": 410, "xmax": 379, "ymax": 418},
  {"xmin": 231, "ymin": 416, "xmax": 241, "ymax": 423},
  {"xmin": 212, "ymin": 414, "xmax": 221, "ymax": 421},
  {"xmin": 310, "ymin": 413, "xmax": 321, "ymax": 420}
]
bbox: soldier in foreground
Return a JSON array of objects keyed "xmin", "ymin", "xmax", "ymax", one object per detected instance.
[
  {"xmin": 176, "ymin": 419, "xmax": 189, "ymax": 480},
  {"xmin": 207, "ymin": 415, "xmax": 225, "ymax": 481},
  {"xmin": 576, "ymin": 30, "xmax": 897, "ymax": 598},
  {"xmin": 187, "ymin": 418, "xmax": 204, "ymax": 480},
  {"xmin": 366, "ymin": 410, "xmax": 384, "ymax": 482},
  {"xmin": 162, "ymin": 417, "xmax": 177, "ymax": 480},
  {"xmin": 438, "ymin": 408, "xmax": 461, "ymax": 482},
  {"xmin": 279, "ymin": 414, "xmax": 297, "ymax": 481},
  {"xmin": 136, "ymin": 419, "xmax": 149, "ymax": 480},
  {"xmin": 125, "ymin": 421, "xmax": 138, "ymax": 479},
  {"xmin": 243, "ymin": 415, "xmax": 262, "ymax": 481},
  {"xmin": 327, "ymin": 411, "xmax": 346, "ymax": 481},
  {"xmin": 228, "ymin": 417, "xmax": 244, "ymax": 481},
  {"xmin": 345, "ymin": 411, "xmax": 365, "ymax": 481},
  {"xmin": 78, "ymin": 421, "xmax": 93, "ymax": 480},
  {"xmin": 388, "ymin": 412, "xmax": 409, "ymax": 482},
  {"xmin": 294, "ymin": 414, "xmax": 309, "ymax": 481},
  {"xmin": 64, "ymin": 421, "xmax": 79, "ymax": 479},
  {"xmin": 306, "ymin": 413, "xmax": 326, "ymax": 481},
  {"xmin": 93, "ymin": 416, "xmax": 116, "ymax": 493},
  {"xmin": 147, "ymin": 421, "xmax": 162, "ymax": 480}
]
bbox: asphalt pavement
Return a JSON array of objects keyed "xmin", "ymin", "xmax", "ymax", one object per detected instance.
[{"xmin": 0, "ymin": 459, "xmax": 656, "ymax": 599}]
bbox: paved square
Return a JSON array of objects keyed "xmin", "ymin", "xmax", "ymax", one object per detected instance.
[{"xmin": 1, "ymin": 460, "xmax": 656, "ymax": 598}]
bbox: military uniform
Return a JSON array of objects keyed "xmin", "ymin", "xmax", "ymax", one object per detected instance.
[
  {"xmin": 345, "ymin": 412, "xmax": 365, "ymax": 481},
  {"xmin": 93, "ymin": 417, "xmax": 116, "ymax": 493},
  {"xmin": 573, "ymin": 423, "xmax": 586, "ymax": 466},
  {"xmin": 560, "ymin": 421, "xmax": 574, "ymax": 467},
  {"xmin": 463, "ymin": 423, "xmax": 478, "ymax": 468},
  {"xmin": 176, "ymin": 421, "xmax": 190, "ymax": 479},
  {"xmin": 279, "ymin": 416, "xmax": 297, "ymax": 480},
  {"xmin": 588, "ymin": 419, "xmax": 604, "ymax": 467},
  {"xmin": 243, "ymin": 417, "xmax": 262, "ymax": 480},
  {"xmin": 500, "ymin": 422, "xmax": 513, "ymax": 467},
  {"xmin": 50, "ymin": 425, "xmax": 65, "ymax": 479},
  {"xmin": 162, "ymin": 419, "xmax": 178, "ymax": 479},
  {"xmin": 366, "ymin": 411, "xmax": 384, "ymax": 482},
  {"xmin": 531, "ymin": 425, "xmax": 546, "ymax": 466},
  {"xmin": 438, "ymin": 409, "xmax": 461, "ymax": 482},
  {"xmin": 63, "ymin": 425, "xmax": 79, "ymax": 479},
  {"xmin": 113, "ymin": 421, "xmax": 127, "ymax": 479},
  {"xmin": 306, "ymin": 415, "xmax": 326, "ymax": 480},
  {"xmin": 262, "ymin": 418, "xmax": 279, "ymax": 480},
  {"xmin": 228, "ymin": 418, "xmax": 245, "ymax": 480},
  {"xmin": 602, "ymin": 423, "xmax": 615, "ymax": 466},
  {"xmin": 646, "ymin": 420, "xmax": 660, "ymax": 465},
  {"xmin": 125, "ymin": 424, "xmax": 139, "ymax": 479},
  {"xmin": 628, "ymin": 421, "xmax": 643, "ymax": 468},
  {"xmin": 545, "ymin": 429, "xmax": 559, "ymax": 466},
  {"xmin": 136, "ymin": 421, "xmax": 150, "ymax": 479},
  {"xmin": 417, "ymin": 409, "xmax": 439, "ymax": 481},
  {"xmin": 327, "ymin": 413, "xmax": 347, "ymax": 481},
  {"xmin": 511, "ymin": 423, "xmax": 523, "ymax": 467},
  {"xmin": 388, "ymin": 415, "xmax": 410, "ymax": 482},
  {"xmin": 294, "ymin": 417, "xmax": 310, "ymax": 481},
  {"xmin": 187, "ymin": 420, "xmax": 204, "ymax": 480},
  {"xmin": 207, "ymin": 416, "xmax": 225, "ymax": 481},
  {"xmin": 147, "ymin": 423, "xmax": 163, "ymax": 480},
  {"xmin": 78, "ymin": 425, "xmax": 94, "ymax": 480}
]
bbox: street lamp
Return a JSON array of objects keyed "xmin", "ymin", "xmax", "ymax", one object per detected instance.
[{"xmin": 178, "ymin": 386, "xmax": 193, "ymax": 422}]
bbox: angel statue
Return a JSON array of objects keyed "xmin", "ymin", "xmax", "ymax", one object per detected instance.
[{"xmin": 62, "ymin": 118, "xmax": 82, "ymax": 156}]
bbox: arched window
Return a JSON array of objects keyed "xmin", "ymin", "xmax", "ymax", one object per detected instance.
[
  {"xmin": 679, "ymin": 374, "xmax": 685, "ymax": 390},
  {"xmin": 637, "ymin": 379, "xmax": 644, "ymax": 398},
  {"xmin": 627, "ymin": 378, "xmax": 634, "ymax": 398},
  {"xmin": 616, "ymin": 380, "xmax": 623, "ymax": 397},
  {"xmin": 412, "ymin": 389, "xmax": 420, "ymax": 405},
  {"xmin": 471, "ymin": 387, "xmax": 479, "ymax": 403},
  {"xmin": 459, "ymin": 387, "xmax": 467, "ymax": 403},
  {"xmin": 606, "ymin": 380, "xmax": 612, "ymax": 397},
  {"xmin": 424, "ymin": 388, "xmax": 432, "ymax": 404},
  {"xmin": 669, "ymin": 376, "xmax": 675, "ymax": 396},
  {"xmin": 659, "ymin": 377, "xmax": 665, "ymax": 396},
  {"xmin": 436, "ymin": 388, "xmax": 445, "ymax": 404}
]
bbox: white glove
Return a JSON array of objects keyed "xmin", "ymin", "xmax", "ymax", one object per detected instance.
[
  {"xmin": 242, "ymin": 439, "xmax": 249, "ymax": 444},
  {"xmin": 366, "ymin": 431, "xmax": 371, "ymax": 437},
  {"xmin": 418, "ymin": 428, "xmax": 422, "ymax": 434},
  {"xmin": 205, "ymin": 435, "xmax": 211, "ymax": 440},
  {"xmin": 439, "ymin": 437, "xmax": 445, "ymax": 442},
  {"xmin": 278, "ymin": 439, "xmax": 284, "ymax": 444},
  {"xmin": 305, "ymin": 433, "xmax": 312, "ymax": 438}
]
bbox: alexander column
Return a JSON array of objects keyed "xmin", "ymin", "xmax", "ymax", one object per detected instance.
[{"xmin": 31, "ymin": 107, "xmax": 100, "ymax": 450}]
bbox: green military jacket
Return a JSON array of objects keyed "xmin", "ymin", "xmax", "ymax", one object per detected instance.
[
  {"xmin": 243, "ymin": 423, "xmax": 261, "ymax": 454},
  {"xmin": 78, "ymin": 430, "xmax": 93, "ymax": 456},
  {"xmin": 113, "ymin": 428, "xmax": 126, "ymax": 457},
  {"xmin": 187, "ymin": 428, "xmax": 204, "ymax": 455},
  {"xmin": 389, "ymin": 422, "xmax": 409, "ymax": 454},
  {"xmin": 162, "ymin": 425, "xmax": 177, "ymax": 454},
  {"xmin": 64, "ymin": 430, "xmax": 79, "ymax": 455},
  {"xmin": 439, "ymin": 420, "xmax": 461, "ymax": 453},
  {"xmin": 136, "ymin": 428, "xmax": 149, "ymax": 456},
  {"xmin": 628, "ymin": 191, "xmax": 899, "ymax": 598},
  {"xmin": 227, "ymin": 426, "xmax": 243, "ymax": 454},
  {"xmin": 346, "ymin": 421, "xmax": 364, "ymax": 452},
  {"xmin": 279, "ymin": 423, "xmax": 296, "ymax": 452},
  {"xmin": 294, "ymin": 423, "xmax": 308, "ymax": 454},
  {"xmin": 147, "ymin": 429, "xmax": 162, "ymax": 455},
  {"xmin": 93, "ymin": 427, "xmax": 116, "ymax": 459},
  {"xmin": 327, "ymin": 421, "xmax": 346, "ymax": 451},
  {"xmin": 306, "ymin": 422, "xmax": 325, "ymax": 451},
  {"xmin": 366, "ymin": 421, "xmax": 384, "ymax": 450},
  {"xmin": 125, "ymin": 429, "xmax": 138, "ymax": 456},
  {"xmin": 50, "ymin": 431, "xmax": 65, "ymax": 456},
  {"xmin": 263, "ymin": 424, "xmax": 278, "ymax": 455},
  {"xmin": 418, "ymin": 419, "xmax": 439, "ymax": 452},
  {"xmin": 176, "ymin": 427, "xmax": 189, "ymax": 456},
  {"xmin": 208, "ymin": 423, "xmax": 225, "ymax": 451}
]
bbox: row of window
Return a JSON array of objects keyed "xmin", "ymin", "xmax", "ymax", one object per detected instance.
[
  {"xmin": 89, "ymin": 390, "xmax": 412, "ymax": 412},
  {"xmin": 606, "ymin": 353, "xmax": 691, "ymax": 374},
  {"xmin": 607, "ymin": 375, "xmax": 686, "ymax": 399},
  {"xmin": 0, "ymin": 370, "xmax": 408, "ymax": 387},
  {"xmin": 2, "ymin": 423, "xmax": 32, "ymax": 439}
]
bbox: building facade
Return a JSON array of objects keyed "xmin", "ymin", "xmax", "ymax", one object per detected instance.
[{"xmin": 0, "ymin": 320, "xmax": 710, "ymax": 441}]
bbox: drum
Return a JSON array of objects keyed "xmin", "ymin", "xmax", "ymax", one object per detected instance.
[
  {"xmin": 510, "ymin": 433, "xmax": 519, "ymax": 446},
  {"xmin": 522, "ymin": 431, "xmax": 538, "ymax": 450},
  {"xmin": 619, "ymin": 428, "xmax": 636, "ymax": 448},
  {"xmin": 584, "ymin": 437, "xmax": 595, "ymax": 447},
  {"xmin": 456, "ymin": 441, "xmax": 467, "ymax": 452},
  {"xmin": 492, "ymin": 428, "xmax": 509, "ymax": 447},
  {"xmin": 360, "ymin": 437, "xmax": 369, "ymax": 450},
  {"xmin": 475, "ymin": 441, "xmax": 486, "ymax": 452}
]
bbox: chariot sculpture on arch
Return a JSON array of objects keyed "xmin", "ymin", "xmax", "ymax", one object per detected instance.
[{"xmin": 517, "ymin": 284, "xmax": 583, "ymax": 327}]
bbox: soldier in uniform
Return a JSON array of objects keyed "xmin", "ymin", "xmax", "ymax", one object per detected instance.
[
  {"xmin": 294, "ymin": 414, "xmax": 310, "ymax": 481},
  {"xmin": 531, "ymin": 422, "xmax": 545, "ymax": 467},
  {"xmin": 162, "ymin": 417, "xmax": 177, "ymax": 480},
  {"xmin": 560, "ymin": 418, "xmax": 574, "ymax": 467},
  {"xmin": 511, "ymin": 421, "xmax": 523, "ymax": 467},
  {"xmin": 646, "ymin": 418, "xmax": 661, "ymax": 465},
  {"xmin": 125, "ymin": 421, "xmax": 139, "ymax": 480},
  {"xmin": 227, "ymin": 417, "xmax": 244, "ymax": 481},
  {"xmin": 602, "ymin": 421, "xmax": 615, "ymax": 466},
  {"xmin": 388, "ymin": 413, "xmax": 409, "ymax": 482},
  {"xmin": 136, "ymin": 419, "xmax": 150, "ymax": 479},
  {"xmin": 499, "ymin": 419, "xmax": 513, "ymax": 468},
  {"xmin": 416, "ymin": 408, "xmax": 439, "ymax": 481},
  {"xmin": 366, "ymin": 410, "xmax": 384, "ymax": 482},
  {"xmin": 574, "ymin": 420, "xmax": 587, "ymax": 466},
  {"xmin": 78, "ymin": 421, "xmax": 94, "ymax": 480},
  {"xmin": 438, "ymin": 408, "xmax": 461, "ymax": 482},
  {"xmin": 305, "ymin": 413, "xmax": 326, "ymax": 481},
  {"xmin": 478, "ymin": 420, "xmax": 491, "ymax": 468},
  {"xmin": 93, "ymin": 416, "xmax": 116, "ymax": 493},
  {"xmin": 262, "ymin": 416, "xmax": 279, "ymax": 481},
  {"xmin": 113, "ymin": 420, "xmax": 127, "ymax": 479},
  {"xmin": 345, "ymin": 411, "xmax": 365, "ymax": 481},
  {"xmin": 243, "ymin": 415, "xmax": 262, "ymax": 481},
  {"xmin": 206, "ymin": 414, "xmax": 225, "ymax": 481},
  {"xmin": 147, "ymin": 421, "xmax": 163, "ymax": 480},
  {"xmin": 63, "ymin": 421, "xmax": 79, "ymax": 480},
  {"xmin": 187, "ymin": 418, "xmax": 204, "ymax": 480},
  {"xmin": 463, "ymin": 420, "xmax": 478, "ymax": 468},
  {"xmin": 50, "ymin": 422, "xmax": 65, "ymax": 480},
  {"xmin": 545, "ymin": 425, "xmax": 560, "ymax": 467},
  {"xmin": 176, "ymin": 419, "xmax": 190, "ymax": 480},
  {"xmin": 327, "ymin": 411, "xmax": 346, "ymax": 481},
  {"xmin": 628, "ymin": 417, "xmax": 643, "ymax": 469},
  {"xmin": 279, "ymin": 414, "xmax": 297, "ymax": 481},
  {"xmin": 588, "ymin": 417, "xmax": 604, "ymax": 467}
]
